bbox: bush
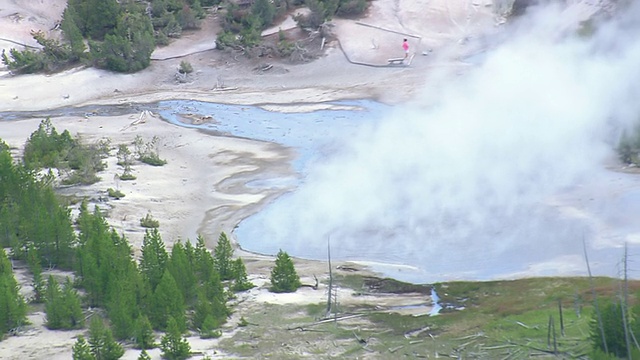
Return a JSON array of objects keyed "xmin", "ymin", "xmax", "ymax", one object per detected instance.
[
  {"xmin": 61, "ymin": 171, "xmax": 101, "ymax": 185},
  {"xmin": 178, "ymin": 61, "xmax": 193, "ymax": 74},
  {"xmin": 107, "ymin": 188, "xmax": 125, "ymax": 199},
  {"xmin": 140, "ymin": 212, "xmax": 160, "ymax": 228},
  {"xmin": 133, "ymin": 135, "xmax": 167, "ymax": 166},
  {"xmin": 155, "ymin": 30, "xmax": 171, "ymax": 46},
  {"xmin": 216, "ymin": 31, "xmax": 239, "ymax": 49},
  {"xmin": 118, "ymin": 171, "xmax": 137, "ymax": 181}
]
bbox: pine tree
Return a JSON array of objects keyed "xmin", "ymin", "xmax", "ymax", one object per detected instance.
[
  {"xmin": 213, "ymin": 232, "xmax": 234, "ymax": 281},
  {"xmin": 133, "ymin": 315, "xmax": 156, "ymax": 350},
  {"xmin": 106, "ymin": 275, "xmax": 138, "ymax": 340},
  {"xmin": 44, "ymin": 275, "xmax": 63, "ymax": 329},
  {"xmin": 194, "ymin": 235, "xmax": 214, "ymax": 284},
  {"xmin": 200, "ymin": 314, "xmax": 221, "ymax": 339},
  {"xmin": 192, "ymin": 274, "xmax": 228, "ymax": 332},
  {"xmin": 61, "ymin": 277, "xmax": 84, "ymax": 329},
  {"xmin": 167, "ymin": 241, "xmax": 196, "ymax": 304},
  {"xmin": 137, "ymin": 349, "xmax": 151, "ymax": 360},
  {"xmin": 251, "ymin": 0, "xmax": 276, "ymax": 28},
  {"xmin": 160, "ymin": 316, "xmax": 191, "ymax": 360},
  {"xmin": 270, "ymin": 250, "xmax": 301, "ymax": 293},
  {"xmin": 88, "ymin": 316, "xmax": 125, "ymax": 360},
  {"xmin": 61, "ymin": 5, "xmax": 86, "ymax": 61},
  {"xmin": 45, "ymin": 276, "xmax": 83, "ymax": 329},
  {"xmin": 26, "ymin": 244, "xmax": 45, "ymax": 303},
  {"xmin": 72, "ymin": 335, "xmax": 94, "ymax": 360},
  {"xmin": 150, "ymin": 270, "xmax": 185, "ymax": 331},
  {"xmin": 231, "ymin": 258, "xmax": 254, "ymax": 292},
  {"xmin": 140, "ymin": 228, "xmax": 168, "ymax": 292},
  {"xmin": 0, "ymin": 248, "xmax": 27, "ymax": 336}
]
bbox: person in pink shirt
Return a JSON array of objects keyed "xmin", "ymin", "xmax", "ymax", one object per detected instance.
[{"xmin": 402, "ymin": 38, "xmax": 409, "ymax": 59}]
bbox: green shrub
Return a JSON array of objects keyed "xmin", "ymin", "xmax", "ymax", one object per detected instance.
[
  {"xmin": 61, "ymin": 171, "xmax": 101, "ymax": 185},
  {"xmin": 140, "ymin": 212, "xmax": 160, "ymax": 228},
  {"xmin": 216, "ymin": 31, "xmax": 239, "ymax": 49},
  {"xmin": 118, "ymin": 172, "xmax": 136, "ymax": 181},
  {"xmin": 160, "ymin": 317, "xmax": 191, "ymax": 360},
  {"xmin": 238, "ymin": 316, "xmax": 249, "ymax": 327},
  {"xmin": 155, "ymin": 30, "xmax": 171, "ymax": 46},
  {"xmin": 133, "ymin": 135, "xmax": 167, "ymax": 166},
  {"xmin": 179, "ymin": 61, "xmax": 193, "ymax": 74},
  {"xmin": 107, "ymin": 188, "xmax": 125, "ymax": 199},
  {"xmin": 200, "ymin": 314, "xmax": 222, "ymax": 339}
]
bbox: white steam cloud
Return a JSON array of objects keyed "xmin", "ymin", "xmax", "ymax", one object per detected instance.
[{"xmin": 240, "ymin": 1, "xmax": 640, "ymax": 282}]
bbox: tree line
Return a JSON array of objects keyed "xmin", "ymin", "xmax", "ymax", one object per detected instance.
[
  {"xmin": 0, "ymin": 120, "xmax": 302, "ymax": 359},
  {"xmin": 2, "ymin": 0, "xmax": 216, "ymax": 74},
  {"xmin": 2, "ymin": 0, "xmax": 369, "ymax": 74},
  {"xmin": 216, "ymin": 0, "xmax": 368, "ymax": 52}
]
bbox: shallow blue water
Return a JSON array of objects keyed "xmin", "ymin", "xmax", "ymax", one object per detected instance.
[{"xmin": 155, "ymin": 99, "xmax": 390, "ymax": 172}]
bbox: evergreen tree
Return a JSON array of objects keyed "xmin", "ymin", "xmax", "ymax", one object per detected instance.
[
  {"xmin": 106, "ymin": 275, "xmax": 138, "ymax": 340},
  {"xmin": 61, "ymin": 5, "xmax": 86, "ymax": 60},
  {"xmin": 251, "ymin": 0, "xmax": 276, "ymax": 28},
  {"xmin": 231, "ymin": 258, "xmax": 254, "ymax": 292},
  {"xmin": 270, "ymin": 250, "xmax": 301, "ymax": 293},
  {"xmin": 137, "ymin": 349, "xmax": 151, "ymax": 360},
  {"xmin": 160, "ymin": 316, "xmax": 191, "ymax": 360},
  {"xmin": 213, "ymin": 232, "xmax": 234, "ymax": 281},
  {"xmin": 150, "ymin": 270, "xmax": 185, "ymax": 331},
  {"xmin": 45, "ymin": 276, "xmax": 83, "ymax": 329},
  {"xmin": 83, "ymin": 0, "xmax": 120, "ymax": 40},
  {"xmin": 0, "ymin": 248, "xmax": 27, "ymax": 336},
  {"xmin": 194, "ymin": 235, "xmax": 214, "ymax": 284},
  {"xmin": 26, "ymin": 244, "xmax": 45, "ymax": 303},
  {"xmin": 76, "ymin": 206, "xmax": 137, "ymax": 310},
  {"xmin": 72, "ymin": 335, "xmax": 95, "ymax": 360},
  {"xmin": 167, "ymin": 241, "xmax": 196, "ymax": 304},
  {"xmin": 92, "ymin": 11, "xmax": 155, "ymax": 72},
  {"xmin": 133, "ymin": 315, "xmax": 156, "ymax": 350},
  {"xmin": 140, "ymin": 228, "xmax": 168, "ymax": 292},
  {"xmin": 61, "ymin": 277, "xmax": 84, "ymax": 329},
  {"xmin": 44, "ymin": 275, "xmax": 64, "ymax": 329},
  {"xmin": 88, "ymin": 316, "xmax": 125, "ymax": 360},
  {"xmin": 192, "ymin": 288, "xmax": 213, "ymax": 332},
  {"xmin": 192, "ymin": 272, "xmax": 228, "ymax": 332},
  {"xmin": 200, "ymin": 314, "xmax": 221, "ymax": 339}
]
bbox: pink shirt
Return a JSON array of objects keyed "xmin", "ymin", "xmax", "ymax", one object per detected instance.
[{"xmin": 402, "ymin": 41, "xmax": 409, "ymax": 52}]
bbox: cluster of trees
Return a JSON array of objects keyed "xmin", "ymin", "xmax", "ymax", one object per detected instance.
[
  {"xmin": 216, "ymin": 0, "xmax": 368, "ymax": 52},
  {"xmin": 2, "ymin": 0, "xmax": 216, "ymax": 74},
  {"xmin": 19, "ymin": 119, "xmax": 166, "ymax": 188},
  {"xmin": 1, "ymin": 0, "xmax": 371, "ymax": 74},
  {"xmin": 0, "ymin": 122, "xmax": 303, "ymax": 358},
  {"xmin": 23, "ymin": 118, "xmax": 109, "ymax": 185},
  {"xmin": 0, "ymin": 138, "xmax": 76, "ymax": 269}
]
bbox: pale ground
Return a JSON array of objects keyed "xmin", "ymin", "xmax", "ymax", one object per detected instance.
[{"xmin": 0, "ymin": 0, "xmax": 606, "ymax": 358}]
